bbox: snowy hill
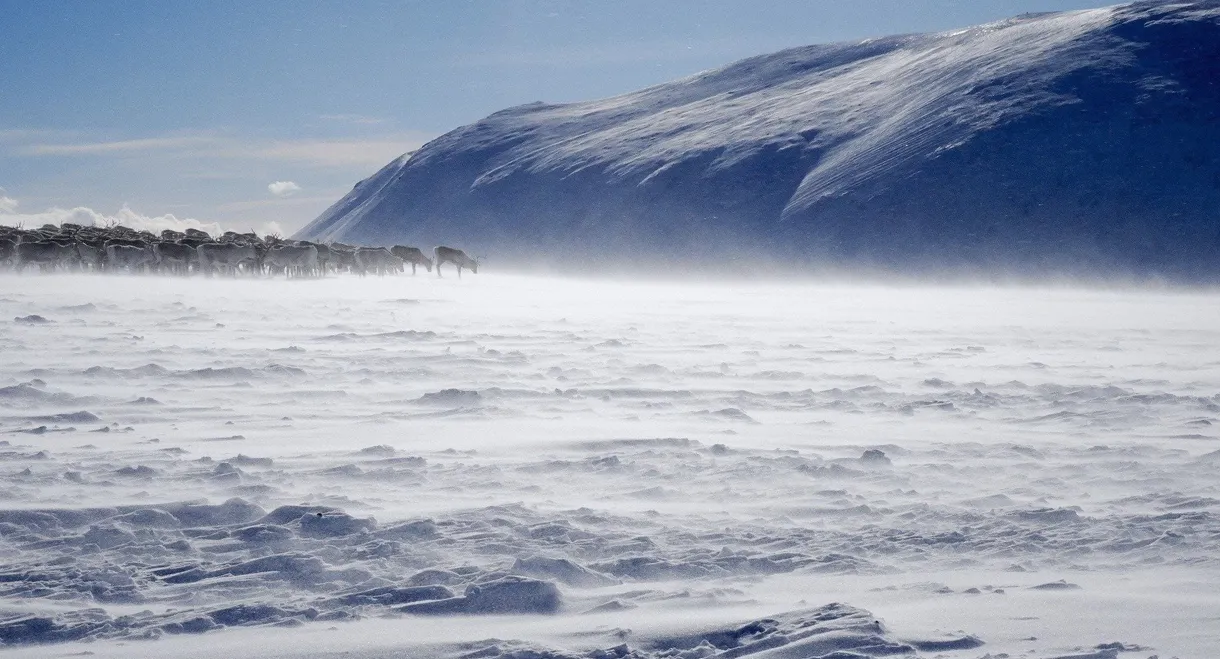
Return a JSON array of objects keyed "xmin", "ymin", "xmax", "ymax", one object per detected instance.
[{"xmin": 296, "ymin": 1, "xmax": 1220, "ymax": 278}]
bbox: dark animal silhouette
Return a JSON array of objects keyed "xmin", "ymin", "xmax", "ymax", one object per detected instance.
[{"xmin": 434, "ymin": 246, "xmax": 478, "ymax": 278}]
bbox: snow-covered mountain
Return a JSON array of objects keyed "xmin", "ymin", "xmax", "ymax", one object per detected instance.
[{"xmin": 296, "ymin": 1, "xmax": 1220, "ymax": 278}]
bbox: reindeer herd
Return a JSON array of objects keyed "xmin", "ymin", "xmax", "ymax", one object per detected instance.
[{"xmin": 0, "ymin": 223, "xmax": 482, "ymax": 278}]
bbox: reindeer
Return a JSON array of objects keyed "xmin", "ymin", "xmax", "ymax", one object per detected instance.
[
  {"xmin": 197, "ymin": 242, "xmax": 263, "ymax": 277},
  {"xmin": 390, "ymin": 245, "xmax": 433, "ymax": 274},
  {"xmin": 75, "ymin": 241, "xmax": 107, "ymax": 273},
  {"xmin": 0, "ymin": 238, "xmax": 17, "ymax": 270},
  {"xmin": 434, "ymin": 246, "xmax": 479, "ymax": 278},
  {"xmin": 16, "ymin": 240, "xmax": 79, "ymax": 273},
  {"xmin": 152, "ymin": 242, "xmax": 197, "ymax": 276},
  {"xmin": 264, "ymin": 244, "xmax": 319, "ymax": 278},
  {"xmin": 105, "ymin": 242, "xmax": 157, "ymax": 273},
  {"xmin": 354, "ymin": 247, "xmax": 403, "ymax": 276}
]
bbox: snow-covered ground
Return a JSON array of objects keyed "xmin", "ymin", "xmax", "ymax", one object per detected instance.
[{"xmin": 2, "ymin": 273, "xmax": 1218, "ymax": 658}]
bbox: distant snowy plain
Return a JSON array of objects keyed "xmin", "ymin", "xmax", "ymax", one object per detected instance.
[{"xmin": 1, "ymin": 274, "xmax": 1219, "ymax": 658}]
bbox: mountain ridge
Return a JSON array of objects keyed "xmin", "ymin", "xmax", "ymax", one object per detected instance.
[{"xmin": 297, "ymin": 1, "xmax": 1220, "ymax": 279}]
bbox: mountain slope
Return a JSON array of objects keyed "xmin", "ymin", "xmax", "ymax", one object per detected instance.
[{"xmin": 296, "ymin": 1, "xmax": 1220, "ymax": 278}]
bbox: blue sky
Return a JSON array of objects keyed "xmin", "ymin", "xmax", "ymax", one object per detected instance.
[{"xmin": 0, "ymin": 0, "xmax": 1118, "ymax": 235}]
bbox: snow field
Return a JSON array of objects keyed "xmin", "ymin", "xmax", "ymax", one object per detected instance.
[{"xmin": 1, "ymin": 273, "xmax": 1218, "ymax": 657}]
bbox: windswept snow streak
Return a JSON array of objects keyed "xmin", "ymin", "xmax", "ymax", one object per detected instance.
[
  {"xmin": 0, "ymin": 275, "xmax": 1219, "ymax": 656},
  {"xmin": 297, "ymin": 1, "xmax": 1220, "ymax": 279}
]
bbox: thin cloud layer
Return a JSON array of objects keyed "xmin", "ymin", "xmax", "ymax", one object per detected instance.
[
  {"xmin": 24, "ymin": 135, "xmax": 217, "ymax": 156},
  {"xmin": 16, "ymin": 133, "xmax": 430, "ymax": 167},
  {"xmin": 268, "ymin": 181, "xmax": 302, "ymax": 197},
  {"xmin": 318, "ymin": 114, "xmax": 386, "ymax": 125}
]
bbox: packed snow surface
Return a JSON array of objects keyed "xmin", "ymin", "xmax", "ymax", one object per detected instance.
[
  {"xmin": 297, "ymin": 1, "xmax": 1220, "ymax": 279},
  {"xmin": 2, "ymin": 274, "xmax": 1220, "ymax": 657}
]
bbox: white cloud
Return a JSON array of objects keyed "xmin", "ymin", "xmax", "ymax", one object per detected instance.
[
  {"xmin": 268, "ymin": 180, "xmax": 302, "ymax": 197},
  {"xmin": 261, "ymin": 221, "xmax": 285, "ymax": 237},
  {"xmin": 0, "ymin": 193, "xmax": 16, "ymax": 213},
  {"xmin": 0, "ymin": 200, "xmax": 225, "ymax": 236}
]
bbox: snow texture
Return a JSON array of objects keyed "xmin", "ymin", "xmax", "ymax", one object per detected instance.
[
  {"xmin": 296, "ymin": 1, "xmax": 1220, "ymax": 280},
  {"xmin": 0, "ymin": 274, "xmax": 1218, "ymax": 657}
]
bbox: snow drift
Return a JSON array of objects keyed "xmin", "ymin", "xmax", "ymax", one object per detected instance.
[{"xmin": 296, "ymin": 1, "xmax": 1220, "ymax": 279}]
